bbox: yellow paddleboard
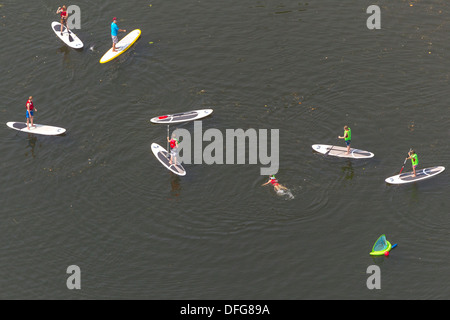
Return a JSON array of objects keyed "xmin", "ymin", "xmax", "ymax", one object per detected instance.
[{"xmin": 100, "ymin": 29, "xmax": 141, "ymax": 64}]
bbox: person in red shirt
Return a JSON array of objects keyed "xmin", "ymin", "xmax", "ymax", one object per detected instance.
[
  {"xmin": 167, "ymin": 133, "xmax": 179, "ymax": 165},
  {"xmin": 262, "ymin": 175, "xmax": 288, "ymax": 192},
  {"xmin": 56, "ymin": 5, "xmax": 69, "ymax": 36},
  {"xmin": 26, "ymin": 96, "xmax": 37, "ymax": 130}
]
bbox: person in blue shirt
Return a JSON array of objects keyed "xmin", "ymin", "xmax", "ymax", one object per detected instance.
[{"xmin": 111, "ymin": 17, "xmax": 126, "ymax": 52}]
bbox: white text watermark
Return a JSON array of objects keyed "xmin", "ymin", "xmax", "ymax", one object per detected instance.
[{"xmin": 171, "ymin": 121, "xmax": 279, "ymax": 175}]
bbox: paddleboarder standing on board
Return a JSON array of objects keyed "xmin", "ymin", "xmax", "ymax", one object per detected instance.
[
  {"xmin": 111, "ymin": 17, "xmax": 126, "ymax": 52},
  {"xmin": 26, "ymin": 96, "xmax": 37, "ymax": 130},
  {"xmin": 406, "ymin": 150, "xmax": 419, "ymax": 177},
  {"xmin": 56, "ymin": 5, "xmax": 69, "ymax": 36},
  {"xmin": 338, "ymin": 125, "xmax": 351, "ymax": 154},
  {"xmin": 167, "ymin": 133, "xmax": 179, "ymax": 165},
  {"xmin": 262, "ymin": 175, "xmax": 288, "ymax": 192}
]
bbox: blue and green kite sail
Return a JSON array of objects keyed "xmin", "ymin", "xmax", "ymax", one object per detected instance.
[{"xmin": 370, "ymin": 234, "xmax": 392, "ymax": 256}]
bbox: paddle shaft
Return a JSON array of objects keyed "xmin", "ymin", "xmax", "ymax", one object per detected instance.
[
  {"xmin": 399, "ymin": 148, "xmax": 413, "ymax": 174},
  {"xmin": 61, "ymin": 22, "xmax": 73, "ymax": 40},
  {"xmin": 325, "ymin": 138, "xmax": 342, "ymax": 155},
  {"xmin": 167, "ymin": 125, "xmax": 170, "ymax": 159}
]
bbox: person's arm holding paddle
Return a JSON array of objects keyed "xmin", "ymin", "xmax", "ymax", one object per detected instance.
[
  {"xmin": 405, "ymin": 149, "xmax": 418, "ymax": 177},
  {"xmin": 399, "ymin": 148, "xmax": 412, "ymax": 174}
]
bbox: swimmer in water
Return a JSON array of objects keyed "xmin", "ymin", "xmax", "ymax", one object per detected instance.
[{"xmin": 262, "ymin": 175, "xmax": 288, "ymax": 192}]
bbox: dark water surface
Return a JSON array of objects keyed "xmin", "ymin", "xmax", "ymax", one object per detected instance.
[{"xmin": 0, "ymin": 0, "xmax": 449, "ymax": 299}]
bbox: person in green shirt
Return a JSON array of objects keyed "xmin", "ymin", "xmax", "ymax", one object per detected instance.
[
  {"xmin": 406, "ymin": 150, "xmax": 419, "ymax": 177},
  {"xmin": 338, "ymin": 125, "xmax": 351, "ymax": 154}
]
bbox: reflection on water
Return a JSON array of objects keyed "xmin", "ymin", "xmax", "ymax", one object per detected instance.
[
  {"xmin": 341, "ymin": 160, "xmax": 354, "ymax": 180},
  {"xmin": 409, "ymin": 183, "xmax": 420, "ymax": 203},
  {"xmin": 170, "ymin": 174, "xmax": 181, "ymax": 198},
  {"xmin": 25, "ymin": 134, "xmax": 37, "ymax": 158},
  {"xmin": 57, "ymin": 45, "xmax": 70, "ymax": 59}
]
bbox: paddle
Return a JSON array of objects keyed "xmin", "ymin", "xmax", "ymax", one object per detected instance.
[
  {"xmin": 68, "ymin": 30, "xmax": 74, "ymax": 42},
  {"xmin": 57, "ymin": 21, "xmax": 72, "ymax": 37},
  {"xmin": 61, "ymin": 23, "xmax": 73, "ymax": 41},
  {"xmin": 166, "ymin": 125, "xmax": 170, "ymax": 160},
  {"xmin": 399, "ymin": 148, "xmax": 412, "ymax": 174},
  {"xmin": 325, "ymin": 143, "xmax": 335, "ymax": 156},
  {"xmin": 64, "ymin": 23, "xmax": 73, "ymax": 39}
]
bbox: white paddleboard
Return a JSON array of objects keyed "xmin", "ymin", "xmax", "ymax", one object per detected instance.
[
  {"xmin": 7, "ymin": 122, "xmax": 66, "ymax": 136},
  {"xmin": 312, "ymin": 144, "xmax": 374, "ymax": 159},
  {"xmin": 385, "ymin": 166, "xmax": 445, "ymax": 184},
  {"xmin": 151, "ymin": 143, "xmax": 186, "ymax": 176},
  {"xmin": 100, "ymin": 29, "xmax": 141, "ymax": 64},
  {"xmin": 51, "ymin": 22, "xmax": 83, "ymax": 49},
  {"xmin": 150, "ymin": 109, "xmax": 213, "ymax": 124}
]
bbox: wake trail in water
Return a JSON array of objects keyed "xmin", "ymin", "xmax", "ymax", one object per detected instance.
[{"xmin": 276, "ymin": 188, "xmax": 295, "ymax": 200}]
